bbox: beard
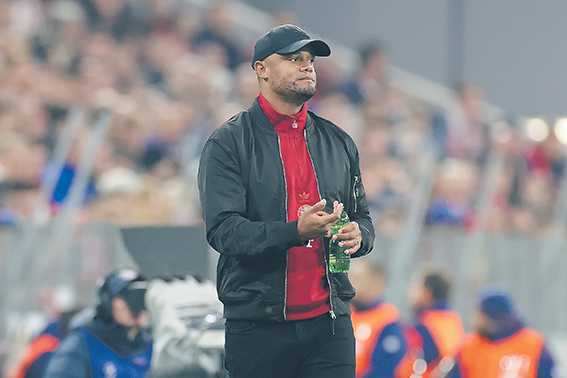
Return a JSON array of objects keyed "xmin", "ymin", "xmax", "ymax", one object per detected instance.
[{"xmin": 272, "ymin": 78, "xmax": 317, "ymax": 107}]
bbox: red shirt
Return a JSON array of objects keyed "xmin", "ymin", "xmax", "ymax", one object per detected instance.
[{"xmin": 258, "ymin": 93, "xmax": 330, "ymax": 320}]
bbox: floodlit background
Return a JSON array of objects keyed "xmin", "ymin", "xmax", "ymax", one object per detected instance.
[{"xmin": 0, "ymin": 0, "xmax": 566, "ymax": 375}]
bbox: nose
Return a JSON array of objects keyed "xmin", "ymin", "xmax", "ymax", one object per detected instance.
[{"xmin": 301, "ymin": 61, "xmax": 314, "ymax": 72}]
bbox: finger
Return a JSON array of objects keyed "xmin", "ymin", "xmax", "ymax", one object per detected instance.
[
  {"xmin": 333, "ymin": 202, "xmax": 343, "ymax": 217},
  {"xmin": 340, "ymin": 221, "xmax": 358, "ymax": 233},
  {"xmin": 338, "ymin": 236, "xmax": 360, "ymax": 248},
  {"xmin": 329, "ymin": 203, "xmax": 343, "ymax": 226},
  {"xmin": 334, "ymin": 222, "xmax": 359, "ymax": 241},
  {"xmin": 343, "ymin": 237, "xmax": 361, "ymax": 255},
  {"xmin": 335, "ymin": 221, "xmax": 359, "ymax": 238},
  {"xmin": 304, "ymin": 199, "xmax": 326, "ymax": 216},
  {"xmin": 344, "ymin": 244, "xmax": 360, "ymax": 255}
]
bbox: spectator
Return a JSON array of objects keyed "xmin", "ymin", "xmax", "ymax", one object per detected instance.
[
  {"xmin": 515, "ymin": 170, "xmax": 555, "ymax": 232},
  {"xmin": 0, "ymin": 181, "xmax": 47, "ymax": 226},
  {"xmin": 7, "ymin": 308, "xmax": 82, "ymax": 378},
  {"xmin": 85, "ymin": 166, "xmax": 143, "ymax": 225},
  {"xmin": 446, "ymin": 283, "xmax": 558, "ymax": 378},
  {"xmin": 43, "ymin": 268, "xmax": 152, "ymax": 378},
  {"xmin": 189, "ymin": 0, "xmax": 244, "ymax": 71},
  {"xmin": 425, "ymin": 158, "xmax": 478, "ymax": 228},
  {"xmin": 315, "ymin": 91, "xmax": 364, "ymax": 141},
  {"xmin": 397, "ymin": 267, "xmax": 465, "ymax": 378},
  {"xmin": 525, "ymin": 132, "xmax": 566, "ymax": 187},
  {"xmin": 350, "ymin": 259, "xmax": 407, "ymax": 378},
  {"xmin": 0, "ymin": 133, "xmax": 47, "ymax": 185},
  {"xmin": 343, "ymin": 41, "xmax": 390, "ymax": 106},
  {"xmin": 438, "ymin": 82, "xmax": 491, "ymax": 167},
  {"xmin": 359, "ymin": 124, "xmax": 410, "ymax": 235},
  {"xmin": 77, "ymin": 0, "xmax": 150, "ymax": 42}
]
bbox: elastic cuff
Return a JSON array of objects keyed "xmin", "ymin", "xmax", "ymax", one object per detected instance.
[{"xmin": 277, "ymin": 220, "xmax": 305, "ymax": 249}]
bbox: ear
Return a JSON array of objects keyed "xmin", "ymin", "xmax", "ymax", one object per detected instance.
[{"xmin": 254, "ymin": 60, "xmax": 268, "ymax": 80}]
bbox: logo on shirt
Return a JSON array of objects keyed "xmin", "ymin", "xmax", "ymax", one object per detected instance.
[
  {"xmin": 299, "ymin": 191, "xmax": 310, "ymax": 201},
  {"xmin": 499, "ymin": 354, "xmax": 531, "ymax": 377},
  {"xmin": 297, "ymin": 204, "xmax": 311, "ymax": 218},
  {"xmin": 103, "ymin": 362, "xmax": 117, "ymax": 378},
  {"xmin": 382, "ymin": 335, "xmax": 402, "ymax": 354},
  {"xmin": 133, "ymin": 355, "xmax": 150, "ymax": 367}
]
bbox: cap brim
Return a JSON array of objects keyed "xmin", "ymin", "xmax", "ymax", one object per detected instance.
[
  {"xmin": 120, "ymin": 284, "xmax": 148, "ymax": 314},
  {"xmin": 276, "ymin": 39, "xmax": 331, "ymax": 57}
]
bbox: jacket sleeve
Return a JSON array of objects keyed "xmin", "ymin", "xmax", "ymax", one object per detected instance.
[
  {"xmin": 198, "ymin": 135, "xmax": 305, "ymax": 257},
  {"xmin": 347, "ymin": 138, "xmax": 375, "ymax": 258},
  {"xmin": 42, "ymin": 332, "xmax": 90, "ymax": 378},
  {"xmin": 24, "ymin": 352, "xmax": 52, "ymax": 378}
]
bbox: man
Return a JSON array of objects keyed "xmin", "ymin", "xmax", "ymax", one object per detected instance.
[
  {"xmin": 397, "ymin": 268, "xmax": 465, "ymax": 378},
  {"xmin": 349, "ymin": 259, "xmax": 407, "ymax": 378},
  {"xmin": 342, "ymin": 41, "xmax": 390, "ymax": 106},
  {"xmin": 198, "ymin": 23, "xmax": 375, "ymax": 378},
  {"xmin": 43, "ymin": 269, "xmax": 152, "ymax": 378},
  {"xmin": 446, "ymin": 284, "xmax": 557, "ymax": 378},
  {"xmin": 7, "ymin": 308, "xmax": 81, "ymax": 378}
]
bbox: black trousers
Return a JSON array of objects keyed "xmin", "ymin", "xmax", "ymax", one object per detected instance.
[{"xmin": 224, "ymin": 313, "xmax": 355, "ymax": 378}]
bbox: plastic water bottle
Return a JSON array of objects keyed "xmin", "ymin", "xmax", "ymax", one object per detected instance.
[{"xmin": 329, "ymin": 209, "xmax": 351, "ymax": 273}]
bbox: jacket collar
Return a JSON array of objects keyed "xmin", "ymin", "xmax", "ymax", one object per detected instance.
[
  {"xmin": 257, "ymin": 92, "xmax": 307, "ymax": 133},
  {"xmin": 250, "ymin": 97, "xmax": 313, "ymax": 132}
]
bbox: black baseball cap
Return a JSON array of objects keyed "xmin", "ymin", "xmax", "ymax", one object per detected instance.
[
  {"xmin": 118, "ymin": 281, "xmax": 148, "ymax": 316},
  {"xmin": 251, "ymin": 24, "xmax": 331, "ymax": 68}
]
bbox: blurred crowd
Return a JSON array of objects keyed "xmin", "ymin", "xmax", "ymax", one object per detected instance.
[{"xmin": 0, "ymin": 0, "xmax": 564, "ymax": 237}]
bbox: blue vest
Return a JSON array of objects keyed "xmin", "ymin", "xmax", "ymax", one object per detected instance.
[{"xmin": 79, "ymin": 328, "xmax": 152, "ymax": 378}]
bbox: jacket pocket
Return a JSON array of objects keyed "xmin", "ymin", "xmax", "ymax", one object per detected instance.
[{"xmin": 332, "ymin": 274, "xmax": 356, "ymax": 300}]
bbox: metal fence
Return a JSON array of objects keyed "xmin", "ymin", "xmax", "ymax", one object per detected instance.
[
  {"xmin": 1, "ymin": 222, "xmax": 567, "ymax": 373},
  {"xmin": 2, "ymin": 222, "xmax": 566, "ymax": 333},
  {"xmin": 0, "ymin": 223, "xmax": 136, "ymax": 360},
  {"xmin": 372, "ymin": 228, "xmax": 567, "ymax": 335}
]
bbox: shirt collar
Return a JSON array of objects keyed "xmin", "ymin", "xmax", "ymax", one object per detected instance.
[{"xmin": 258, "ymin": 92, "xmax": 307, "ymax": 132}]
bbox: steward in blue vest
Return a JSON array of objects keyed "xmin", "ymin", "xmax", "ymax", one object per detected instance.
[{"xmin": 43, "ymin": 269, "xmax": 153, "ymax": 378}]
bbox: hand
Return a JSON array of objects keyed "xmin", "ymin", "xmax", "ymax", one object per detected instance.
[
  {"xmin": 297, "ymin": 199, "xmax": 342, "ymax": 242},
  {"xmin": 332, "ymin": 220, "xmax": 362, "ymax": 255}
]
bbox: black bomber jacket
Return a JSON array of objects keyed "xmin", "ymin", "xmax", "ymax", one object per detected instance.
[{"xmin": 198, "ymin": 98, "xmax": 375, "ymax": 321}]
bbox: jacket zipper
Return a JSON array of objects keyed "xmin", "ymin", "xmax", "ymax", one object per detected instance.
[
  {"xmin": 292, "ymin": 119, "xmax": 306, "ymax": 183},
  {"xmin": 277, "ymin": 134, "xmax": 289, "ymax": 321},
  {"xmin": 353, "ymin": 174, "xmax": 359, "ymax": 213},
  {"xmin": 304, "ymin": 127, "xmax": 337, "ymax": 326}
]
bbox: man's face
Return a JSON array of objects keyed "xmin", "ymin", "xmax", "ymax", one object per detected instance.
[
  {"xmin": 407, "ymin": 279, "xmax": 432, "ymax": 310},
  {"xmin": 261, "ymin": 48, "xmax": 317, "ymax": 106},
  {"xmin": 473, "ymin": 310, "xmax": 497, "ymax": 338},
  {"xmin": 349, "ymin": 261, "xmax": 385, "ymax": 304},
  {"xmin": 111, "ymin": 296, "xmax": 149, "ymax": 330}
]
